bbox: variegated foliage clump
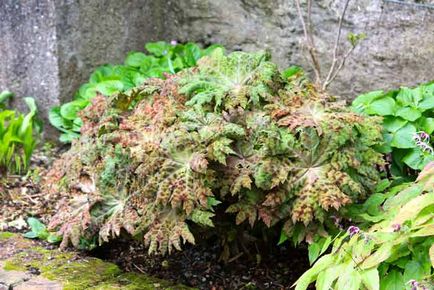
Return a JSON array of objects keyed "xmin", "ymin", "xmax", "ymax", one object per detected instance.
[{"xmin": 46, "ymin": 48, "xmax": 383, "ymax": 254}]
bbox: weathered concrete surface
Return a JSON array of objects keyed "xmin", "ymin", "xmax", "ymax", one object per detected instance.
[
  {"xmin": 0, "ymin": 0, "xmax": 169, "ymax": 139},
  {"xmin": 0, "ymin": 0, "xmax": 433, "ymax": 137},
  {"xmin": 165, "ymin": 0, "xmax": 434, "ymax": 97},
  {"xmin": 0, "ymin": 232, "xmax": 192, "ymax": 290},
  {"xmin": 0, "ymin": 1, "xmax": 60, "ymax": 138}
]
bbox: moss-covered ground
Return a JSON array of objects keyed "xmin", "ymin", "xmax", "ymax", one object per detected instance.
[{"xmin": 0, "ymin": 232, "xmax": 192, "ymax": 290}]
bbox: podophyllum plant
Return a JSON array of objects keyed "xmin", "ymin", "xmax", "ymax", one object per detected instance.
[
  {"xmin": 0, "ymin": 92, "xmax": 39, "ymax": 176},
  {"xmin": 352, "ymin": 81, "xmax": 434, "ymax": 175},
  {"xmin": 46, "ymin": 49, "xmax": 383, "ymax": 256},
  {"xmin": 294, "ymin": 162, "xmax": 434, "ymax": 290},
  {"xmin": 49, "ymin": 41, "xmax": 222, "ymax": 143}
]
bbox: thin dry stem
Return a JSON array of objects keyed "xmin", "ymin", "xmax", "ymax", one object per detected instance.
[
  {"xmin": 322, "ymin": 0, "xmax": 352, "ymax": 90},
  {"xmin": 295, "ymin": 0, "xmax": 322, "ymax": 84}
]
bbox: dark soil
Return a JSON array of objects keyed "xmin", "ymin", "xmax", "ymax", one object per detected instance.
[{"xmin": 91, "ymin": 237, "xmax": 311, "ymax": 290}]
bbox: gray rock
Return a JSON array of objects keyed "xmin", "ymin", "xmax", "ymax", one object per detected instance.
[
  {"xmin": 13, "ymin": 277, "xmax": 62, "ymax": 290},
  {"xmin": 0, "ymin": 270, "xmax": 30, "ymax": 288}
]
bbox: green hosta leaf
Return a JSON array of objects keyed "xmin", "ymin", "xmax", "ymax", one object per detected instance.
[
  {"xmin": 95, "ymin": 80, "xmax": 124, "ymax": 96},
  {"xmin": 47, "ymin": 233, "xmax": 62, "ymax": 244},
  {"xmin": 23, "ymin": 231, "xmax": 38, "ymax": 239},
  {"xmin": 27, "ymin": 217, "xmax": 46, "ymax": 234},
  {"xmin": 383, "ymin": 117, "xmax": 407, "ymax": 133},
  {"xmin": 145, "ymin": 41, "xmax": 170, "ymax": 57},
  {"xmin": 395, "ymin": 107, "xmax": 421, "ymax": 122},
  {"xmin": 403, "ymin": 260, "xmax": 425, "ymax": 283},
  {"xmin": 390, "ymin": 123, "xmax": 417, "ymax": 148},
  {"xmin": 124, "ymin": 52, "xmax": 148, "ymax": 67},
  {"xmin": 397, "ymin": 87, "xmax": 420, "ymax": 107},
  {"xmin": 380, "ymin": 270, "xmax": 404, "ymax": 290},
  {"xmin": 60, "ymin": 100, "xmax": 89, "ymax": 121},
  {"xmin": 352, "ymin": 90, "xmax": 384, "ymax": 113},
  {"xmin": 360, "ymin": 268, "xmax": 380, "ymax": 290},
  {"xmin": 418, "ymin": 117, "xmax": 434, "ymax": 134},
  {"xmin": 403, "ymin": 148, "xmax": 434, "ymax": 170},
  {"xmin": 365, "ymin": 97, "xmax": 395, "ymax": 116}
]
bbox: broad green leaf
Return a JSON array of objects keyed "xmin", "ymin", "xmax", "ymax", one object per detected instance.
[
  {"xmin": 308, "ymin": 242, "xmax": 320, "ymax": 265},
  {"xmin": 27, "ymin": 217, "xmax": 46, "ymax": 235},
  {"xmin": 360, "ymin": 268, "xmax": 380, "ymax": 290},
  {"xmin": 403, "ymin": 148, "xmax": 434, "ymax": 170},
  {"xmin": 282, "ymin": 66, "xmax": 302, "ymax": 79},
  {"xmin": 410, "ymin": 223, "xmax": 434, "ymax": 237},
  {"xmin": 375, "ymin": 179, "xmax": 392, "ymax": 192},
  {"xmin": 360, "ymin": 243, "xmax": 393, "ymax": 269},
  {"xmin": 383, "ymin": 183, "xmax": 421, "ymax": 211},
  {"xmin": 60, "ymin": 100, "xmax": 88, "ymax": 120},
  {"xmin": 145, "ymin": 41, "xmax": 170, "ymax": 57},
  {"xmin": 403, "ymin": 260, "xmax": 425, "ymax": 283},
  {"xmin": 396, "ymin": 87, "xmax": 418, "ymax": 107},
  {"xmin": 395, "ymin": 107, "xmax": 421, "ymax": 122},
  {"xmin": 95, "ymin": 80, "xmax": 124, "ymax": 96},
  {"xmin": 382, "ymin": 117, "xmax": 407, "ymax": 133},
  {"xmin": 294, "ymin": 254, "xmax": 335, "ymax": 290},
  {"xmin": 418, "ymin": 93, "xmax": 434, "ymax": 111},
  {"xmin": 47, "ymin": 233, "xmax": 62, "ymax": 243},
  {"xmin": 380, "ymin": 269, "xmax": 404, "ymax": 290},
  {"xmin": 316, "ymin": 265, "xmax": 343, "ymax": 290},
  {"xmin": 23, "ymin": 231, "xmax": 38, "ymax": 239},
  {"xmin": 390, "ymin": 123, "xmax": 417, "ymax": 148},
  {"xmin": 365, "ymin": 97, "xmax": 395, "ymax": 116},
  {"xmin": 391, "ymin": 193, "xmax": 434, "ymax": 225},
  {"xmin": 336, "ymin": 266, "xmax": 361, "ymax": 290},
  {"xmin": 418, "ymin": 117, "xmax": 434, "ymax": 134},
  {"xmin": 352, "ymin": 90, "xmax": 384, "ymax": 112},
  {"xmin": 124, "ymin": 52, "xmax": 148, "ymax": 67}
]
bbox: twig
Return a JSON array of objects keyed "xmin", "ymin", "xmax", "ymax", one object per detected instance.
[
  {"xmin": 132, "ymin": 262, "xmax": 146, "ymax": 274},
  {"xmin": 294, "ymin": 0, "xmax": 322, "ymax": 84},
  {"xmin": 324, "ymin": 45, "xmax": 355, "ymax": 88},
  {"xmin": 322, "ymin": 0, "xmax": 351, "ymax": 90},
  {"xmin": 227, "ymin": 252, "xmax": 244, "ymax": 263}
]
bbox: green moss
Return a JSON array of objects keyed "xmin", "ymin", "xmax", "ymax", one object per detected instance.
[
  {"xmin": 3, "ymin": 260, "xmax": 24, "ymax": 271},
  {"xmin": 0, "ymin": 231, "xmax": 15, "ymax": 240},
  {"xmin": 1, "ymin": 233, "xmax": 192, "ymax": 289}
]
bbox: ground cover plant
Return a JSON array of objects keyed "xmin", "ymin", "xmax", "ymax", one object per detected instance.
[
  {"xmin": 44, "ymin": 48, "xmax": 384, "ymax": 260},
  {"xmin": 352, "ymin": 81, "xmax": 434, "ymax": 176},
  {"xmin": 294, "ymin": 162, "xmax": 434, "ymax": 290},
  {"xmin": 49, "ymin": 41, "xmax": 222, "ymax": 143},
  {"xmin": 0, "ymin": 91, "xmax": 39, "ymax": 176}
]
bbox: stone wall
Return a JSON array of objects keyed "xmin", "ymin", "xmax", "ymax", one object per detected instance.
[
  {"xmin": 0, "ymin": 0, "xmax": 433, "ymax": 137},
  {"xmin": 165, "ymin": 0, "xmax": 434, "ymax": 97}
]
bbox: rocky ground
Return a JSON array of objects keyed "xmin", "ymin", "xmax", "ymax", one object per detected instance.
[{"xmin": 0, "ymin": 145, "xmax": 311, "ymax": 290}]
